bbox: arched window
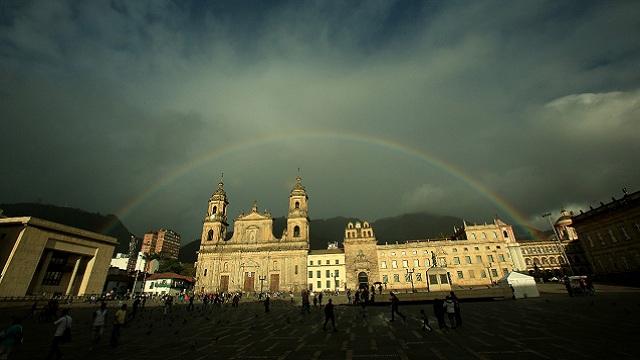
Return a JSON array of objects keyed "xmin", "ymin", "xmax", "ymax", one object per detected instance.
[
  {"xmin": 207, "ymin": 229, "xmax": 214, "ymax": 241},
  {"xmin": 294, "ymin": 226, "xmax": 300, "ymax": 237},
  {"xmin": 542, "ymin": 257, "xmax": 548, "ymax": 264},
  {"xmin": 525, "ymin": 258, "xmax": 532, "ymax": 266},
  {"xmin": 533, "ymin": 258, "xmax": 540, "ymax": 265},
  {"xmin": 503, "ymin": 230, "xmax": 509, "ymax": 238},
  {"xmin": 550, "ymin": 257, "xmax": 557, "ymax": 264},
  {"xmin": 295, "ymin": 201, "xmax": 300, "ymax": 209},
  {"xmin": 558, "ymin": 256, "xmax": 565, "ymax": 264},
  {"xmin": 212, "ymin": 206, "xmax": 217, "ymax": 214}
]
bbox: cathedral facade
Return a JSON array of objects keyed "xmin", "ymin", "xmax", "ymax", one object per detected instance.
[{"xmin": 194, "ymin": 177, "xmax": 309, "ymax": 293}]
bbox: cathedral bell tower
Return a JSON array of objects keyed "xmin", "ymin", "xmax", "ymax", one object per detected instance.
[
  {"xmin": 286, "ymin": 176, "xmax": 309, "ymax": 241},
  {"xmin": 201, "ymin": 180, "xmax": 229, "ymax": 243}
]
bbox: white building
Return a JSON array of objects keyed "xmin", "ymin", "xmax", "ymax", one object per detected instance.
[
  {"xmin": 109, "ymin": 253, "xmax": 149, "ymax": 272},
  {"xmin": 308, "ymin": 245, "xmax": 346, "ymax": 292},
  {"xmin": 143, "ymin": 273, "xmax": 194, "ymax": 296}
]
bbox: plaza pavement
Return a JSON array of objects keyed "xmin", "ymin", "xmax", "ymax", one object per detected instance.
[{"xmin": 2, "ymin": 290, "xmax": 639, "ymax": 360}]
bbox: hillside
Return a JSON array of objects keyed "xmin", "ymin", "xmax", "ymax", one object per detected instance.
[{"xmin": 0, "ymin": 203, "xmax": 132, "ymax": 254}]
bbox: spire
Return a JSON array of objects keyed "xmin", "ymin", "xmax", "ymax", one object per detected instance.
[{"xmin": 251, "ymin": 200, "xmax": 258, "ymax": 213}]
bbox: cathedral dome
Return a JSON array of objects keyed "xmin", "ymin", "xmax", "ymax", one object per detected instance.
[{"xmin": 290, "ymin": 176, "xmax": 307, "ymax": 196}]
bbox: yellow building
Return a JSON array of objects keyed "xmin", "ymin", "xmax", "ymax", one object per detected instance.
[
  {"xmin": 0, "ymin": 217, "xmax": 118, "ymax": 297},
  {"xmin": 195, "ymin": 177, "xmax": 309, "ymax": 293},
  {"xmin": 342, "ymin": 219, "xmax": 525, "ymax": 292}
]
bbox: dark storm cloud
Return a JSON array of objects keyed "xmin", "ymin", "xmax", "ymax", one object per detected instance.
[{"xmin": 1, "ymin": 0, "xmax": 639, "ymax": 240}]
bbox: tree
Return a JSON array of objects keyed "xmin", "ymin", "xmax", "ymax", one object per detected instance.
[{"xmin": 158, "ymin": 258, "xmax": 185, "ymax": 274}]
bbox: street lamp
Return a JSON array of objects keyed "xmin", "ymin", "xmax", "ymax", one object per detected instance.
[
  {"xmin": 258, "ymin": 275, "xmax": 267, "ymax": 294},
  {"xmin": 542, "ymin": 212, "xmax": 574, "ymax": 275},
  {"xmin": 406, "ymin": 268, "xmax": 416, "ymax": 293}
]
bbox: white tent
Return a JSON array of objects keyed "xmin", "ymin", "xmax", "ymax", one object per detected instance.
[{"xmin": 499, "ymin": 272, "xmax": 539, "ymax": 299}]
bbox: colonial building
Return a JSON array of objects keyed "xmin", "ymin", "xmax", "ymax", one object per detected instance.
[
  {"xmin": 0, "ymin": 217, "xmax": 118, "ymax": 297},
  {"xmin": 193, "ymin": 176, "xmax": 528, "ymax": 294},
  {"xmin": 572, "ymin": 190, "xmax": 640, "ymax": 279},
  {"xmin": 195, "ymin": 177, "xmax": 309, "ymax": 293},
  {"xmin": 308, "ymin": 243, "xmax": 345, "ymax": 291},
  {"xmin": 519, "ymin": 210, "xmax": 591, "ymax": 278},
  {"xmin": 342, "ymin": 219, "xmax": 525, "ymax": 292}
]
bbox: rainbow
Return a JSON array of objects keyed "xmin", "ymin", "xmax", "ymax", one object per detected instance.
[{"xmin": 104, "ymin": 130, "xmax": 534, "ymax": 238}]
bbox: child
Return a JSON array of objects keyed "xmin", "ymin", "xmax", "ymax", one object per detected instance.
[{"xmin": 420, "ymin": 310, "xmax": 433, "ymax": 332}]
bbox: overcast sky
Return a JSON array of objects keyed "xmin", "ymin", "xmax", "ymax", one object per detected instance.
[{"xmin": 2, "ymin": 0, "xmax": 639, "ymax": 243}]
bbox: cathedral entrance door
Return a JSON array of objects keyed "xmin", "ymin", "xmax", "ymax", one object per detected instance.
[
  {"xmin": 219, "ymin": 275, "xmax": 229, "ymax": 292},
  {"xmin": 243, "ymin": 272, "xmax": 255, "ymax": 292},
  {"xmin": 358, "ymin": 272, "xmax": 368, "ymax": 289},
  {"xmin": 269, "ymin": 274, "xmax": 280, "ymax": 292}
]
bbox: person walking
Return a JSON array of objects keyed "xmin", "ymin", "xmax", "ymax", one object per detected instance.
[
  {"xmin": 301, "ymin": 290, "xmax": 311, "ymax": 314},
  {"xmin": 110, "ymin": 304, "xmax": 127, "ymax": 347},
  {"xmin": 450, "ymin": 292, "xmax": 462, "ymax": 327},
  {"xmin": 433, "ymin": 298, "xmax": 446, "ymax": 330},
  {"xmin": 188, "ymin": 295, "xmax": 195, "ymax": 312},
  {"xmin": 420, "ymin": 310, "xmax": 432, "ymax": 332},
  {"xmin": 47, "ymin": 308, "xmax": 71, "ymax": 360},
  {"xmin": 0, "ymin": 316, "xmax": 23, "ymax": 359},
  {"xmin": 346, "ymin": 289, "xmax": 352, "ymax": 304},
  {"xmin": 130, "ymin": 297, "xmax": 141, "ymax": 320},
  {"xmin": 318, "ymin": 292, "xmax": 323, "ymax": 306},
  {"xmin": 443, "ymin": 296, "xmax": 456, "ymax": 329},
  {"xmin": 312, "ymin": 293, "xmax": 318, "ymax": 307},
  {"xmin": 91, "ymin": 302, "xmax": 109, "ymax": 348},
  {"xmin": 389, "ymin": 292, "xmax": 406, "ymax": 322},
  {"xmin": 323, "ymin": 299, "xmax": 337, "ymax": 331}
]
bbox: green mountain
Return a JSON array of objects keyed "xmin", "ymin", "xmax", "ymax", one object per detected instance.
[{"xmin": 0, "ymin": 203, "xmax": 132, "ymax": 254}]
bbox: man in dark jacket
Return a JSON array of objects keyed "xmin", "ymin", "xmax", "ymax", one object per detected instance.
[
  {"xmin": 433, "ymin": 298, "xmax": 446, "ymax": 330},
  {"xmin": 323, "ymin": 299, "xmax": 337, "ymax": 331}
]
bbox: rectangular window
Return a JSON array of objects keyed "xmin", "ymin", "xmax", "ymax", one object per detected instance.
[
  {"xmin": 295, "ymin": 265, "xmax": 298, "ymax": 275},
  {"xmin": 42, "ymin": 271, "xmax": 63, "ymax": 286},
  {"xmin": 480, "ymin": 270, "xmax": 487, "ymax": 278},
  {"xmin": 491, "ymin": 269, "xmax": 498, "ymax": 277},
  {"xmin": 317, "ymin": 281, "xmax": 321, "ymax": 289},
  {"xmin": 476, "ymin": 255, "xmax": 483, "ymax": 263},
  {"xmin": 439, "ymin": 274, "xmax": 448, "ymax": 284},
  {"xmin": 336, "ymin": 280, "xmax": 340, "ymax": 287},
  {"xmin": 438, "ymin": 257, "xmax": 446, "ymax": 266},
  {"xmin": 309, "ymin": 283, "xmax": 313, "ymax": 290},
  {"xmin": 310, "ymin": 260, "xmax": 313, "ymax": 265},
  {"xmin": 468, "ymin": 270, "xmax": 475, "ymax": 278},
  {"xmin": 402, "ymin": 260, "xmax": 409, "ymax": 268},
  {"xmin": 429, "ymin": 274, "xmax": 439, "ymax": 284},
  {"xmin": 456, "ymin": 271, "xmax": 464, "ymax": 279},
  {"xmin": 381, "ymin": 261, "xmax": 387, "ymax": 269},
  {"xmin": 474, "ymin": 247, "xmax": 480, "ymax": 251},
  {"xmin": 465, "ymin": 256, "xmax": 472, "ymax": 264},
  {"xmin": 414, "ymin": 259, "xmax": 420, "ymax": 267},
  {"xmin": 502, "ymin": 268, "xmax": 509, "ymax": 275},
  {"xmin": 327, "ymin": 280, "xmax": 331, "ymax": 288},
  {"xmin": 308, "ymin": 271, "xmax": 313, "ymax": 278},
  {"xmin": 335, "ymin": 259, "xmax": 340, "ymax": 264},
  {"xmin": 382, "ymin": 275, "xmax": 389, "ymax": 283},
  {"xmin": 316, "ymin": 271, "xmax": 321, "ymax": 278},
  {"xmin": 498, "ymin": 254, "xmax": 505, "ymax": 262},
  {"xmin": 393, "ymin": 274, "xmax": 400, "ymax": 282},
  {"xmin": 405, "ymin": 274, "xmax": 411, "ymax": 282},
  {"xmin": 204, "ymin": 269, "xmax": 208, "ymax": 276},
  {"xmin": 335, "ymin": 269, "xmax": 339, "ymax": 277},
  {"xmin": 392, "ymin": 260, "xmax": 398, "ymax": 269},
  {"xmin": 452, "ymin": 257, "xmax": 460, "ymax": 265},
  {"xmin": 488, "ymin": 255, "xmax": 494, "ymax": 262},
  {"xmin": 326, "ymin": 270, "xmax": 330, "ymax": 277},
  {"xmin": 326, "ymin": 260, "xmax": 330, "ymax": 265},
  {"xmin": 416, "ymin": 273, "xmax": 423, "ymax": 282}
]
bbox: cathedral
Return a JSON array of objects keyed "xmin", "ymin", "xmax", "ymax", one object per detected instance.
[
  {"xmin": 195, "ymin": 177, "xmax": 310, "ymax": 294},
  {"xmin": 195, "ymin": 176, "xmax": 528, "ymax": 294}
]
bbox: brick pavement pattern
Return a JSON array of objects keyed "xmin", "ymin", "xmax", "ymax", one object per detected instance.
[{"xmin": 2, "ymin": 292, "xmax": 639, "ymax": 360}]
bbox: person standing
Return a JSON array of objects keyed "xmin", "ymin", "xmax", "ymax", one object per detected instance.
[
  {"xmin": 264, "ymin": 294, "xmax": 271, "ymax": 313},
  {"xmin": 433, "ymin": 298, "xmax": 446, "ymax": 330},
  {"xmin": 323, "ymin": 299, "xmax": 337, "ymax": 331},
  {"xmin": 312, "ymin": 293, "xmax": 318, "ymax": 307},
  {"xmin": 346, "ymin": 289, "xmax": 352, "ymax": 305},
  {"xmin": 110, "ymin": 304, "xmax": 127, "ymax": 347},
  {"xmin": 91, "ymin": 303, "xmax": 109, "ymax": 348},
  {"xmin": 187, "ymin": 295, "xmax": 195, "ymax": 312},
  {"xmin": 450, "ymin": 291, "xmax": 462, "ymax": 328},
  {"xmin": 318, "ymin": 292, "xmax": 323, "ymax": 306},
  {"xmin": 389, "ymin": 292, "xmax": 406, "ymax": 322},
  {"xmin": 301, "ymin": 290, "xmax": 311, "ymax": 314},
  {"xmin": 130, "ymin": 297, "xmax": 141, "ymax": 320},
  {"xmin": 47, "ymin": 309, "xmax": 71, "ymax": 360},
  {"xmin": 443, "ymin": 296, "xmax": 456, "ymax": 329},
  {"xmin": 0, "ymin": 316, "xmax": 23, "ymax": 359}
]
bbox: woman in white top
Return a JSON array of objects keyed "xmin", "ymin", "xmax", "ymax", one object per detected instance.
[{"xmin": 46, "ymin": 308, "xmax": 71, "ymax": 360}]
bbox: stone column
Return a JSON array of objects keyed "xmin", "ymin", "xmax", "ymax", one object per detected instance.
[{"xmin": 65, "ymin": 256, "xmax": 82, "ymax": 296}]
